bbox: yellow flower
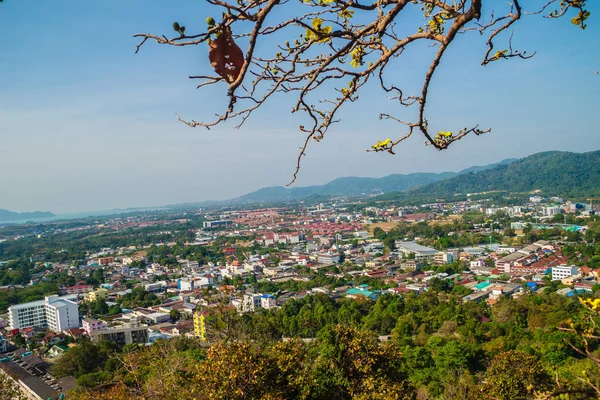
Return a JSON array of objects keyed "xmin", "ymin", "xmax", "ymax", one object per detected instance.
[
  {"xmin": 371, "ymin": 139, "xmax": 391, "ymax": 149},
  {"xmin": 306, "ymin": 17, "xmax": 332, "ymax": 43},
  {"xmin": 339, "ymin": 8, "xmax": 354, "ymax": 19},
  {"xmin": 491, "ymin": 50, "xmax": 508, "ymax": 60}
]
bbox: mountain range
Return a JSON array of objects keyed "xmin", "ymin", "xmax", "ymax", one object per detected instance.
[
  {"xmin": 0, "ymin": 209, "xmax": 55, "ymax": 223},
  {"xmin": 232, "ymin": 159, "xmax": 516, "ymax": 203},
  {"xmin": 377, "ymin": 150, "xmax": 600, "ymax": 202},
  {"xmin": 232, "ymin": 150, "xmax": 600, "ymax": 204}
]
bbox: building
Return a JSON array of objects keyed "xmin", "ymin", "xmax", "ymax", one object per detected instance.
[
  {"xmin": 317, "ymin": 253, "xmax": 340, "ymax": 265},
  {"xmin": 400, "ymin": 260, "xmax": 423, "ymax": 271},
  {"xmin": 354, "ymin": 231, "xmax": 369, "ymax": 239},
  {"xmin": 82, "ymin": 318, "xmax": 108, "ymax": 337},
  {"xmin": 551, "ymin": 265, "xmax": 579, "ymax": 282},
  {"xmin": 202, "ymin": 220, "xmax": 233, "ymax": 229},
  {"xmin": 395, "ymin": 241, "xmax": 437, "ymax": 259},
  {"xmin": 242, "ymin": 293, "xmax": 262, "ymax": 312},
  {"xmin": 260, "ymin": 294, "xmax": 277, "ymax": 309},
  {"xmin": 0, "ymin": 335, "xmax": 7, "ymax": 353},
  {"xmin": 434, "ymin": 252, "xmax": 454, "ymax": 265},
  {"xmin": 178, "ymin": 278, "xmax": 195, "ymax": 292},
  {"xmin": 543, "ymin": 206, "xmax": 562, "ymax": 217},
  {"xmin": 98, "ymin": 257, "xmax": 115, "ymax": 266},
  {"xmin": 8, "ymin": 295, "xmax": 79, "ymax": 332},
  {"xmin": 193, "ymin": 311, "xmax": 207, "ymax": 341},
  {"xmin": 60, "ymin": 284, "xmax": 93, "ymax": 295},
  {"xmin": 145, "ymin": 281, "xmax": 167, "ymax": 294},
  {"xmin": 87, "ymin": 288, "xmax": 109, "ymax": 302},
  {"xmin": 91, "ymin": 317, "xmax": 149, "ymax": 346}
]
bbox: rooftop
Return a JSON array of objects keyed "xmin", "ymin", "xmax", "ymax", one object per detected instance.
[{"xmin": 395, "ymin": 241, "xmax": 437, "ymax": 254}]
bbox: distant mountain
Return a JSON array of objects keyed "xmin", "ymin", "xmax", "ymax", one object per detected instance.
[
  {"xmin": 0, "ymin": 209, "xmax": 55, "ymax": 222},
  {"xmin": 378, "ymin": 151, "xmax": 600, "ymax": 201},
  {"xmin": 232, "ymin": 158, "xmax": 516, "ymax": 203}
]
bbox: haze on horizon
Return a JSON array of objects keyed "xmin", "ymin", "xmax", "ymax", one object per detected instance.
[{"xmin": 1, "ymin": 1, "xmax": 599, "ymax": 214}]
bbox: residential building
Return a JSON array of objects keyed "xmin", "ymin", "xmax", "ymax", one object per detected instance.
[
  {"xmin": 145, "ymin": 281, "xmax": 167, "ymax": 293},
  {"xmin": 551, "ymin": 265, "xmax": 579, "ymax": 282},
  {"xmin": 242, "ymin": 293, "xmax": 262, "ymax": 312},
  {"xmin": 260, "ymin": 294, "xmax": 277, "ymax": 309},
  {"xmin": 8, "ymin": 295, "xmax": 79, "ymax": 332},
  {"xmin": 178, "ymin": 278, "xmax": 195, "ymax": 292},
  {"xmin": 87, "ymin": 288, "xmax": 109, "ymax": 302},
  {"xmin": 434, "ymin": 251, "xmax": 454, "ymax": 265},
  {"xmin": 193, "ymin": 311, "xmax": 207, "ymax": 341},
  {"xmin": 91, "ymin": 317, "xmax": 149, "ymax": 346},
  {"xmin": 82, "ymin": 318, "xmax": 108, "ymax": 337},
  {"xmin": 401, "ymin": 260, "xmax": 423, "ymax": 271},
  {"xmin": 543, "ymin": 206, "xmax": 562, "ymax": 217},
  {"xmin": 98, "ymin": 257, "xmax": 115, "ymax": 266},
  {"xmin": 317, "ymin": 253, "xmax": 340, "ymax": 265},
  {"xmin": 60, "ymin": 284, "xmax": 93, "ymax": 295}
]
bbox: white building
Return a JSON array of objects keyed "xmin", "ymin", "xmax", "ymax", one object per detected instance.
[
  {"xmin": 8, "ymin": 295, "xmax": 80, "ymax": 332},
  {"xmin": 395, "ymin": 241, "xmax": 437, "ymax": 259},
  {"xmin": 543, "ymin": 206, "xmax": 562, "ymax": 217},
  {"xmin": 551, "ymin": 265, "xmax": 579, "ymax": 282},
  {"xmin": 354, "ymin": 231, "xmax": 369, "ymax": 239},
  {"xmin": 242, "ymin": 293, "xmax": 262, "ymax": 312},
  {"xmin": 317, "ymin": 253, "xmax": 340, "ymax": 265},
  {"xmin": 434, "ymin": 252, "xmax": 454, "ymax": 265},
  {"xmin": 260, "ymin": 294, "xmax": 277, "ymax": 309},
  {"xmin": 145, "ymin": 281, "xmax": 167, "ymax": 293}
]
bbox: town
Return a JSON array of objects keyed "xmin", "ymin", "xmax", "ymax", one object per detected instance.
[{"xmin": 0, "ymin": 193, "xmax": 599, "ymax": 399}]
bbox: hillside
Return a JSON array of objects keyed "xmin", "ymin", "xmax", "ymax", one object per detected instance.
[
  {"xmin": 379, "ymin": 150, "xmax": 600, "ymax": 201},
  {"xmin": 0, "ymin": 209, "xmax": 55, "ymax": 222},
  {"xmin": 232, "ymin": 159, "xmax": 515, "ymax": 203}
]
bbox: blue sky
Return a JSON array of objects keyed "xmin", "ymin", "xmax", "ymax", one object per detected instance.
[{"xmin": 0, "ymin": 1, "xmax": 599, "ymax": 213}]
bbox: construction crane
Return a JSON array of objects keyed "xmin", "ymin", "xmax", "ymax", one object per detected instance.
[{"xmin": 587, "ymin": 198, "xmax": 600, "ymax": 206}]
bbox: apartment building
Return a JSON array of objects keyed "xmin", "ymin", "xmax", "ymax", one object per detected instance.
[
  {"xmin": 8, "ymin": 295, "xmax": 79, "ymax": 332},
  {"xmin": 91, "ymin": 317, "xmax": 149, "ymax": 346},
  {"xmin": 82, "ymin": 318, "xmax": 108, "ymax": 337},
  {"xmin": 551, "ymin": 265, "xmax": 579, "ymax": 282}
]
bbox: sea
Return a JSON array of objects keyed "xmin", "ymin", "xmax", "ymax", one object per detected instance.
[{"xmin": 0, "ymin": 207, "xmax": 168, "ymax": 225}]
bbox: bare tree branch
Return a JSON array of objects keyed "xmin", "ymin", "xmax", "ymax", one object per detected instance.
[{"xmin": 134, "ymin": 0, "xmax": 590, "ymax": 184}]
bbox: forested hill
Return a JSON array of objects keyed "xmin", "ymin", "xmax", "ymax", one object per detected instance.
[
  {"xmin": 232, "ymin": 159, "xmax": 515, "ymax": 203},
  {"xmin": 0, "ymin": 209, "xmax": 55, "ymax": 222},
  {"xmin": 379, "ymin": 150, "xmax": 600, "ymax": 201}
]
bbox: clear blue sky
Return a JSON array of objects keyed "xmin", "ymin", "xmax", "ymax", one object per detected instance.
[{"xmin": 0, "ymin": 1, "xmax": 599, "ymax": 213}]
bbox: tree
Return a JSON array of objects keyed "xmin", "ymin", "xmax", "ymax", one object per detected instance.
[
  {"xmin": 51, "ymin": 339, "xmax": 115, "ymax": 378},
  {"xmin": 170, "ymin": 309, "xmax": 182, "ymax": 322},
  {"xmin": 89, "ymin": 299, "xmax": 109, "ymax": 316},
  {"xmin": 107, "ymin": 304, "xmax": 122, "ymax": 315},
  {"xmin": 13, "ymin": 334, "xmax": 26, "ymax": 348},
  {"xmin": 134, "ymin": 0, "xmax": 590, "ymax": 183},
  {"xmin": 373, "ymin": 227, "xmax": 386, "ymax": 240},
  {"xmin": 0, "ymin": 373, "xmax": 26, "ymax": 400},
  {"xmin": 478, "ymin": 350, "xmax": 553, "ymax": 400}
]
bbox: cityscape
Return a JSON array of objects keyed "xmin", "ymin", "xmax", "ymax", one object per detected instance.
[
  {"xmin": 1, "ymin": 0, "xmax": 599, "ymax": 399},
  {"xmin": 1, "ymin": 161, "xmax": 600, "ymax": 398}
]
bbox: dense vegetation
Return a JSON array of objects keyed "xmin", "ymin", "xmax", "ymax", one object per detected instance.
[
  {"xmin": 379, "ymin": 151, "xmax": 600, "ymax": 203},
  {"xmin": 61, "ymin": 289, "xmax": 600, "ymax": 400}
]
